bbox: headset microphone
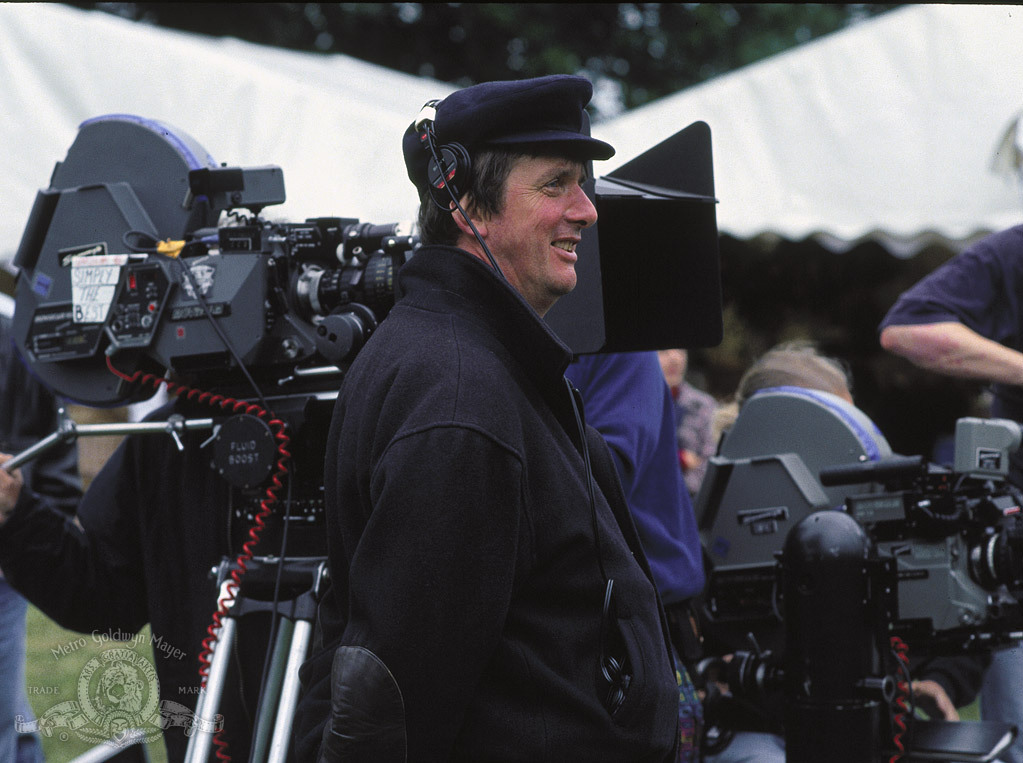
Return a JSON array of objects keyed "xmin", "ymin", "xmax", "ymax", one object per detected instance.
[{"xmin": 415, "ymin": 101, "xmax": 504, "ymax": 277}]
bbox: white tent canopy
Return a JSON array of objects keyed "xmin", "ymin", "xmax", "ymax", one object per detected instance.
[
  {"xmin": 598, "ymin": 3, "xmax": 1023, "ymax": 256},
  {"xmin": 0, "ymin": 3, "xmax": 454, "ymax": 262},
  {"xmin": 3, "ymin": 4, "xmax": 1023, "ymax": 262}
]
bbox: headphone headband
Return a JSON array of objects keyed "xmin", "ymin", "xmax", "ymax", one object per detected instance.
[{"xmin": 415, "ymin": 100, "xmax": 440, "ymax": 132}]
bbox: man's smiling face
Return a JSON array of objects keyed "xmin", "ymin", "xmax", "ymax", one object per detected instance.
[{"xmin": 469, "ymin": 155, "xmax": 597, "ymax": 316}]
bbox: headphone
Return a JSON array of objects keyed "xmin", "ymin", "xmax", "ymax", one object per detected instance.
[
  {"xmin": 416, "ymin": 100, "xmax": 472, "ymax": 211},
  {"xmin": 414, "ymin": 99, "xmax": 503, "ymax": 276}
]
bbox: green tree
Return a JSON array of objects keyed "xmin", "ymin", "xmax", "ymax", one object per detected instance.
[{"xmin": 67, "ymin": 3, "xmax": 897, "ymax": 118}]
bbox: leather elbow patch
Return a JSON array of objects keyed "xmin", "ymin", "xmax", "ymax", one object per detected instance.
[{"xmin": 318, "ymin": 645, "xmax": 407, "ymax": 763}]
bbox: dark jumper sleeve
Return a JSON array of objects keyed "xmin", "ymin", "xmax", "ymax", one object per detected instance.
[{"xmin": 0, "ymin": 438, "xmax": 148, "ymax": 635}]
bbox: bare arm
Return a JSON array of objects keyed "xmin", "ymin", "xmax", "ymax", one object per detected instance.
[
  {"xmin": 880, "ymin": 321, "xmax": 1023, "ymax": 386},
  {"xmin": 911, "ymin": 679, "xmax": 960, "ymax": 721}
]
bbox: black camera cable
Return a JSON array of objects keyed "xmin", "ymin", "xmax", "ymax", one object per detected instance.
[{"xmin": 565, "ymin": 377, "xmax": 631, "ymax": 715}]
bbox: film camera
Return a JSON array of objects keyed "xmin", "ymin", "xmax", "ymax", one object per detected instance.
[
  {"xmin": 8, "ymin": 115, "xmax": 424, "ymax": 558},
  {"xmin": 695, "ymin": 388, "xmax": 1023, "ymax": 761}
]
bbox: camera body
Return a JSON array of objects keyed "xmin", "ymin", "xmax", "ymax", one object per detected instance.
[
  {"xmin": 696, "ymin": 388, "xmax": 1023, "ymax": 760},
  {"xmin": 11, "ymin": 115, "xmax": 415, "ymax": 406},
  {"xmin": 839, "ymin": 447, "xmax": 1023, "ymax": 647},
  {"xmin": 698, "ymin": 390, "xmax": 1023, "ymax": 652}
]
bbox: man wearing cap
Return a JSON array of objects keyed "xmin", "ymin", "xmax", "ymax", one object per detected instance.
[{"xmin": 295, "ymin": 75, "xmax": 681, "ymax": 762}]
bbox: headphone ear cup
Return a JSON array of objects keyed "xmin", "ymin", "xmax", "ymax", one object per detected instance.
[{"xmin": 426, "ymin": 142, "xmax": 472, "ymax": 208}]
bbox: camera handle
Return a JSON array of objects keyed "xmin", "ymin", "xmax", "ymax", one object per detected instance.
[
  {"xmin": 186, "ymin": 556, "xmax": 328, "ymax": 763},
  {"xmin": 1, "ymin": 408, "xmax": 216, "ymax": 472}
]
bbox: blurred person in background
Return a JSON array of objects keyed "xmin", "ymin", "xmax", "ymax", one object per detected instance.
[
  {"xmin": 709, "ymin": 340, "xmax": 854, "ymax": 444},
  {"xmin": 658, "ymin": 348, "xmax": 718, "ymax": 498}
]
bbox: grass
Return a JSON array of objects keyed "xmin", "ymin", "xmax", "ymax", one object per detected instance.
[
  {"xmin": 961, "ymin": 698, "xmax": 980, "ymax": 721},
  {"xmin": 25, "ymin": 602, "xmax": 985, "ymax": 763},
  {"xmin": 20, "ymin": 408, "xmax": 170, "ymax": 761},
  {"xmin": 24, "ymin": 604, "xmax": 168, "ymax": 763}
]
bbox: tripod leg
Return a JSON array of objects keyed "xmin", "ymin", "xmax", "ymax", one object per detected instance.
[
  {"xmin": 184, "ymin": 612, "xmax": 238, "ymax": 763},
  {"xmin": 249, "ymin": 617, "xmax": 296, "ymax": 762},
  {"xmin": 266, "ymin": 618, "xmax": 314, "ymax": 763}
]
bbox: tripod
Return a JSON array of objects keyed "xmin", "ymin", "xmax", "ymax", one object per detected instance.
[
  {"xmin": 185, "ymin": 556, "xmax": 328, "ymax": 763},
  {"xmin": 5, "ymin": 407, "xmax": 331, "ymax": 761}
]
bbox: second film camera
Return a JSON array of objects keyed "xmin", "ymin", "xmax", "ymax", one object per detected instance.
[{"xmin": 696, "ymin": 388, "xmax": 1023, "ymax": 761}]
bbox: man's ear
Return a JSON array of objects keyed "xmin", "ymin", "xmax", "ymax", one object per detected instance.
[{"xmin": 451, "ymin": 198, "xmax": 488, "ymax": 240}]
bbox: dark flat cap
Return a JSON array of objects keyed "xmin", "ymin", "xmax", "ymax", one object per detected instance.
[{"xmin": 403, "ymin": 74, "xmax": 614, "ymax": 195}]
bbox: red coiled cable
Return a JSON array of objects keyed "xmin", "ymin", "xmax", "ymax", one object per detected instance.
[
  {"xmin": 106, "ymin": 356, "xmax": 291, "ymax": 761},
  {"xmin": 888, "ymin": 635, "xmax": 911, "ymax": 763}
]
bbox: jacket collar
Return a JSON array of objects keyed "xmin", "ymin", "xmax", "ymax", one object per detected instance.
[{"xmin": 396, "ymin": 245, "xmax": 574, "ymax": 392}]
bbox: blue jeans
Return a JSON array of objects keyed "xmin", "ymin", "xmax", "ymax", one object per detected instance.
[
  {"xmin": 703, "ymin": 731, "xmax": 786, "ymax": 763},
  {"xmin": 982, "ymin": 644, "xmax": 1023, "ymax": 763},
  {"xmin": 0, "ymin": 579, "xmax": 44, "ymax": 763}
]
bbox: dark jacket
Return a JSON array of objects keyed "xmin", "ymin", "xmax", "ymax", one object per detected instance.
[
  {"xmin": 0, "ymin": 315, "xmax": 81, "ymax": 512},
  {"xmin": 296, "ymin": 245, "xmax": 679, "ymax": 762}
]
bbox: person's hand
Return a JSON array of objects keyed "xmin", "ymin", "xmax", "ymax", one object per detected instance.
[
  {"xmin": 911, "ymin": 679, "xmax": 960, "ymax": 721},
  {"xmin": 0, "ymin": 454, "xmax": 24, "ymax": 526},
  {"xmin": 680, "ymin": 448, "xmax": 705, "ymax": 473}
]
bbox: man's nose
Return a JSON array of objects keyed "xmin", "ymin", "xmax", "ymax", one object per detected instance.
[{"xmin": 567, "ymin": 184, "xmax": 598, "ymax": 228}]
